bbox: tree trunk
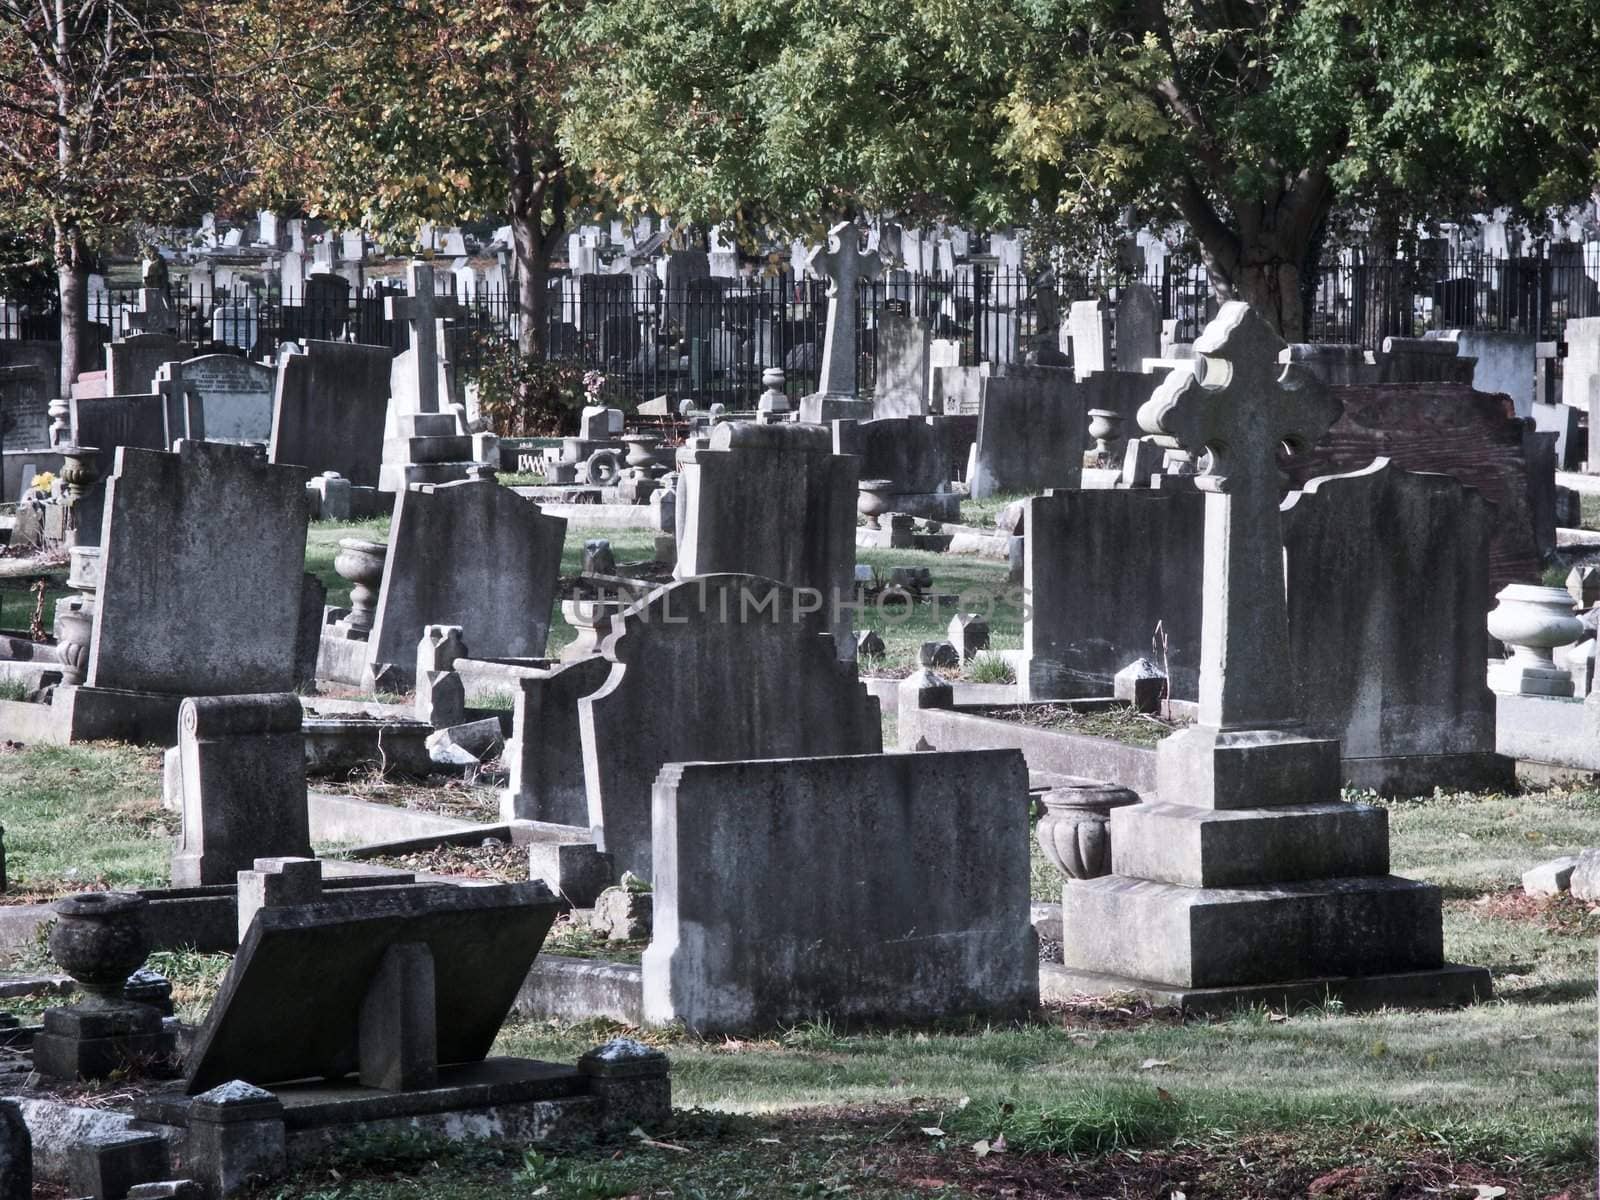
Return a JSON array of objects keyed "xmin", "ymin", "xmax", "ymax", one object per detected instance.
[
  {"xmin": 1228, "ymin": 258, "xmax": 1308, "ymax": 342},
  {"xmin": 512, "ymin": 209, "xmax": 550, "ymax": 362},
  {"xmin": 55, "ymin": 223, "xmax": 87, "ymax": 396}
]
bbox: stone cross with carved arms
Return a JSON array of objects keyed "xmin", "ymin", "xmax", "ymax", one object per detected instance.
[
  {"xmin": 384, "ymin": 262, "xmax": 463, "ymax": 415},
  {"xmin": 1138, "ymin": 302, "xmax": 1342, "ymax": 732},
  {"xmin": 808, "ymin": 222, "xmax": 882, "ymax": 397}
]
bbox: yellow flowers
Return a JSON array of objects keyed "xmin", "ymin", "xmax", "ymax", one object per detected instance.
[{"xmin": 29, "ymin": 471, "xmax": 55, "ymax": 492}]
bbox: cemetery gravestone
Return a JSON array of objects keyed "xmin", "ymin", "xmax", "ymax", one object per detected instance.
[
  {"xmin": 170, "ymin": 694, "xmax": 310, "ymax": 887},
  {"xmin": 269, "ymin": 340, "xmax": 392, "ymax": 487},
  {"xmin": 675, "ymin": 423, "xmax": 858, "ymax": 656},
  {"xmin": 970, "ymin": 373, "xmax": 1086, "ymax": 499},
  {"xmin": 177, "ymin": 355, "xmax": 275, "ymax": 442},
  {"xmin": 644, "ymin": 750, "xmax": 1036, "ymax": 1033},
  {"xmin": 182, "ymin": 883, "xmax": 560, "ymax": 1092},
  {"xmin": 1058, "ymin": 303, "xmax": 1492, "ymax": 1010},
  {"xmin": 89, "ymin": 441, "xmax": 312, "ymax": 695},
  {"xmin": 1023, "ymin": 488, "xmax": 1205, "ymax": 700},
  {"xmin": 366, "ymin": 478, "xmax": 565, "ymax": 688},
  {"xmin": 1449, "ymin": 330, "xmax": 1536, "ymax": 418},
  {"xmin": 800, "ymin": 222, "xmax": 881, "ymax": 422},
  {"xmin": 579, "ymin": 574, "xmax": 882, "ymax": 880},
  {"xmin": 0, "ymin": 362, "xmax": 52, "ymax": 449},
  {"xmin": 1115, "ymin": 283, "xmax": 1162, "ymax": 369},
  {"xmin": 874, "ymin": 311, "xmax": 931, "ymax": 418},
  {"xmin": 72, "ymin": 387, "xmax": 204, "ymax": 480},
  {"xmin": 105, "ymin": 333, "xmax": 190, "ymax": 396},
  {"xmin": 502, "ymin": 656, "xmax": 612, "ymax": 826},
  {"xmin": 1068, "ymin": 299, "xmax": 1110, "ymax": 379},
  {"xmin": 1282, "ymin": 459, "xmax": 1507, "ymax": 792}
]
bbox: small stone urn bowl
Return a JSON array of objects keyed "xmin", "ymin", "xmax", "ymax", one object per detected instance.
[
  {"xmin": 49, "ymin": 892, "xmax": 151, "ymax": 1007},
  {"xmin": 334, "ymin": 538, "xmax": 388, "ymax": 633},
  {"xmin": 54, "ymin": 601, "xmax": 94, "ymax": 687},
  {"xmin": 1036, "ymin": 779, "xmax": 1140, "ymax": 881},
  {"xmin": 1086, "ymin": 409, "xmax": 1125, "ymax": 464},
  {"xmin": 858, "ymin": 479, "xmax": 897, "ymax": 529},
  {"xmin": 621, "ymin": 433, "xmax": 663, "ymax": 471},
  {"xmin": 1487, "ymin": 583, "xmax": 1585, "ymax": 696}
]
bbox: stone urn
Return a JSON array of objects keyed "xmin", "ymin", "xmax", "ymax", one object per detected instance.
[
  {"xmin": 57, "ymin": 445, "xmax": 100, "ymax": 503},
  {"xmin": 1036, "ymin": 779, "xmax": 1140, "ymax": 881},
  {"xmin": 1087, "ymin": 409, "xmax": 1124, "ymax": 465},
  {"xmin": 1487, "ymin": 584, "xmax": 1585, "ymax": 697},
  {"xmin": 858, "ymin": 479, "xmax": 898, "ymax": 529},
  {"xmin": 54, "ymin": 601, "xmax": 94, "ymax": 686},
  {"xmin": 334, "ymin": 538, "xmax": 387, "ymax": 635},
  {"xmin": 49, "ymin": 892, "xmax": 151, "ymax": 1007},
  {"xmin": 621, "ymin": 433, "xmax": 663, "ymax": 472}
]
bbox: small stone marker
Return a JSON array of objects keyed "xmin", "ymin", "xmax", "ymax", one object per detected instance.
[
  {"xmin": 415, "ymin": 625, "xmax": 467, "ymax": 728},
  {"xmin": 947, "ymin": 613, "xmax": 990, "ymax": 662},
  {"xmin": 237, "ymin": 857, "xmax": 323, "ymax": 944},
  {"xmin": 1522, "ymin": 855, "xmax": 1581, "ymax": 898},
  {"xmin": 1113, "ymin": 657, "xmax": 1166, "ymax": 713}
]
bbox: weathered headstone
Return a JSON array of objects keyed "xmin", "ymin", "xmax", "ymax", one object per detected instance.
[
  {"xmin": 89, "ymin": 441, "xmax": 312, "ymax": 694},
  {"xmin": 269, "ymin": 339, "xmax": 392, "ymax": 487},
  {"xmin": 579, "ymin": 575, "xmax": 882, "ymax": 880},
  {"xmin": 104, "ymin": 333, "xmax": 189, "ymax": 396},
  {"xmin": 874, "ymin": 312, "xmax": 931, "ymax": 418},
  {"xmin": 366, "ymin": 477, "xmax": 565, "ymax": 688},
  {"xmin": 170, "ymin": 694, "xmax": 310, "ymax": 887},
  {"xmin": 676, "ymin": 423, "xmax": 858, "ymax": 656},
  {"xmin": 800, "ymin": 222, "xmax": 881, "ymax": 422},
  {"xmin": 1059, "ymin": 303, "xmax": 1492, "ymax": 1011},
  {"xmin": 1068, "ymin": 299, "xmax": 1110, "ymax": 379},
  {"xmin": 1115, "ymin": 283, "xmax": 1161, "ymax": 369},
  {"xmin": 503, "ymin": 656, "xmax": 611, "ymax": 826},
  {"xmin": 175, "ymin": 355, "xmax": 274, "ymax": 442},
  {"xmin": 1282, "ymin": 458, "xmax": 1505, "ymax": 792},
  {"xmin": 644, "ymin": 750, "xmax": 1036, "ymax": 1033}
]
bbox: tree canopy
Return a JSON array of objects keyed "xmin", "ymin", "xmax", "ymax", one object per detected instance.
[{"xmin": 566, "ymin": 0, "xmax": 1600, "ymax": 336}]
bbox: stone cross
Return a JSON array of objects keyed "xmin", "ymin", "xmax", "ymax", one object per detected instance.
[
  {"xmin": 151, "ymin": 362, "xmax": 200, "ymax": 447},
  {"xmin": 385, "ymin": 263, "xmax": 462, "ymax": 414},
  {"xmin": 1137, "ymin": 302, "xmax": 1341, "ymax": 730},
  {"xmin": 808, "ymin": 222, "xmax": 881, "ymax": 397}
]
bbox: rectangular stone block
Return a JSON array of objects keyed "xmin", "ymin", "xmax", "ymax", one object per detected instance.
[
  {"xmin": 643, "ymin": 750, "xmax": 1036, "ymax": 1033},
  {"xmin": 1060, "ymin": 874, "xmax": 1443, "ymax": 989},
  {"xmin": 1110, "ymin": 801, "xmax": 1389, "ymax": 887},
  {"xmin": 1155, "ymin": 726, "xmax": 1341, "ymax": 809}
]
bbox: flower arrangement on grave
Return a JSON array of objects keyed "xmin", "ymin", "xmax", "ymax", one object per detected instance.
[
  {"xmin": 583, "ymin": 369, "xmax": 605, "ymax": 400},
  {"xmin": 28, "ymin": 471, "xmax": 54, "ymax": 493}
]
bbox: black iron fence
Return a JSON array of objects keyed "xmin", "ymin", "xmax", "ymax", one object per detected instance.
[{"xmin": 4, "ymin": 246, "xmax": 1599, "ymax": 406}]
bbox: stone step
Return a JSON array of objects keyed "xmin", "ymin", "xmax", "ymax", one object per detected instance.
[
  {"xmin": 402, "ymin": 412, "xmax": 460, "ymax": 437},
  {"xmin": 385, "ymin": 434, "xmax": 474, "ymax": 465},
  {"xmin": 1110, "ymin": 800, "xmax": 1389, "ymax": 887},
  {"xmin": 1060, "ymin": 873, "xmax": 1443, "ymax": 989}
]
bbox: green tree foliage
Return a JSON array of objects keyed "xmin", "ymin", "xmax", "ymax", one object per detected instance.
[
  {"xmin": 0, "ymin": 0, "xmax": 231, "ymax": 387},
  {"xmin": 244, "ymin": 0, "xmax": 590, "ymax": 363},
  {"xmin": 568, "ymin": 0, "xmax": 1600, "ymax": 336}
]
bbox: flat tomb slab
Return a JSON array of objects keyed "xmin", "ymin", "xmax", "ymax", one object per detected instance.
[
  {"xmin": 1060, "ymin": 874, "xmax": 1443, "ymax": 989},
  {"xmin": 1040, "ymin": 962, "xmax": 1492, "ymax": 1016},
  {"xmin": 184, "ymin": 882, "xmax": 559, "ymax": 1093}
]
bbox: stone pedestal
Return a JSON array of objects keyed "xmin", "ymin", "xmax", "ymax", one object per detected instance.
[{"xmin": 33, "ymin": 1003, "xmax": 173, "ymax": 1081}]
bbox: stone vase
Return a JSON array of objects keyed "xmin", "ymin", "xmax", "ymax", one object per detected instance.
[
  {"xmin": 1487, "ymin": 584, "xmax": 1584, "ymax": 697},
  {"xmin": 334, "ymin": 539, "xmax": 387, "ymax": 635},
  {"xmin": 858, "ymin": 479, "xmax": 897, "ymax": 529},
  {"xmin": 54, "ymin": 603, "xmax": 94, "ymax": 687},
  {"xmin": 1087, "ymin": 409, "xmax": 1124, "ymax": 465},
  {"xmin": 1036, "ymin": 780, "xmax": 1140, "ymax": 881},
  {"xmin": 49, "ymin": 892, "xmax": 151, "ymax": 1007},
  {"xmin": 621, "ymin": 434, "xmax": 663, "ymax": 472}
]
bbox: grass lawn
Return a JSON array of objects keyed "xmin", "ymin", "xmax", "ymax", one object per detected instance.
[
  {"xmin": 12, "ymin": 511, "xmax": 1569, "ymax": 1194},
  {"xmin": 3, "ymin": 730, "xmax": 1594, "ymax": 1194}
]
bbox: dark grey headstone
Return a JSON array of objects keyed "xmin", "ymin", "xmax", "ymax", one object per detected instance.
[
  {"xmin": 89, "ymin": 441, "xmax": 312, "ymax": 694},
  {"xmin": 367, "ymin": 478, "xmax": 566, "ymax": 687},
  {"xmin": 580, "ymin": 574, "xmax": 882, "ymax": 880},
  {"xmin": 269, "ymin": 340, "xmax": 392, "ymax": 486},
  {"xmin": 184, "ymin": 882, "xmax": 559, "ymax": 1093}
]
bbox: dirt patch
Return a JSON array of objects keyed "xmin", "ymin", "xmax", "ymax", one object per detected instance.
[
  {"xmin": 336, "ymin": 770, "xmax": 502, "ymax": 823},
  {"xmin": 1450, "ymin": 885, "xmax": 1600, "ymax": 936},
  {"xmin": 362, "ymin": 839, "xmax": 526, "ymax": 882}
]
